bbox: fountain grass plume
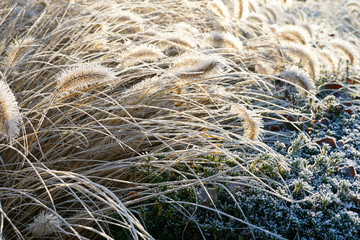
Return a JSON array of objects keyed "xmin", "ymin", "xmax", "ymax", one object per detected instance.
[
  {"xmin": 168, "ymin": 53, "xmax": 225, "ymax": 79},
  {"xmin": 234, "ymin": 0, "xmax": 249, "ymax": 20},
  {"xmin": 281, "ymin": 42, "xmax": 319, "ymax": 81},
  {"xmin": 275, "ymin": 25, "xmax": 310, "ymax": 45},
  {"xmin": 230, "ymin": 104, "xmax": 263, "ymax": 141},
  {"xmin": 205, "ymin": 32, "xmax": 243, "ymax": 51},
  {"xmin": 27, "ymin": 211, "xmax": 63, "ymax": 237},
  {"xmin": 56, "ymin": 62, "xmax": 116, "ymax": 94},
  {"xmin": 330, "ymin": 39, "xmax": 359, "ymax": 66},
  {"xmin": 207, "ymin": 0, "xmax": 231, "ymax": 19},
  {"xmin": 280, "ymin": 65, "xmax": 316, "ymax": 96},
  {"xmin": 0, "ymin": 80, "xmax": 21, "ymax": 140},
  {"xmin": 318, "ymin": 48, "xmax": 337, "ymax": 71},
  {"xmin": 4, "ymin": 36, "xmax": 35, "ymax": 68},
  {"xmin": 119, "ymin": 44, "xmax": 165, "ymax": 66}
]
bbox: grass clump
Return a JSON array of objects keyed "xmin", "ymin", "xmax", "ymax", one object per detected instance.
[{"xmin": 0, "ymin": 0, "xmax": 359, "ymax": 239}]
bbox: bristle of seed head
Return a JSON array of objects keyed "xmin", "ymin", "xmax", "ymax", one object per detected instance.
[
  {"xmin": 248, "ymin": 0, "xmax": 259, "ymax": 12},
  {"xmin": 255, "ymin": 62, "xmax": 274, "ymax": 75},
  {"xmin": 169, "ymin": 53, "xmax": 225, "ymax": 79},
  {"xmin": 171, "ymin": 22, "xmax": 200, "ymax": 35},
  {"xmin": 208, "ymin": 0, "xmax": 231, "ymax": 19},
  {"xmin": 27, "ymin": 211, "xmax": 62, "ymax": 237},
  {"xmin": 82, "ymin": 35, "xmax": 109, "ymax": 52},
  {"xmin": 158, "ymin": 31, "xmax": 197, "ymax": 49},
  {"xmin": 121, "ymin": 76, "xmax": 167, "ymax": 104},
  {"xmin": 56, "ymin": 62, "xmax": 116, "ymax": 93},
  {"xmin": 318, "ymin": 49, "xmax": 337, "ymax": 71},
  {"xmin": 246, "ymin": 13, "xmax": 266, "ymax": 24},
  {"xmin": 275, "ymin": 25, "xmax": 310, "ymax": 45},
  {"xmin": 119, "ymin": 44, "xmax": 165, "ymax": 66},
  {"xmin": 234, "ymin": 0, "xmax": 249, "ymax": 20},
  {"xmin": 4, "ymin": 36, "xmax": 35, "ymax": 67},
  {"xmin": 263, "ymin": 6, "xmax": 278, "ymax": 23},
  {"xmin": 230, "ymin": 104, "xmax": 263, "ymax": 141},
  {"xmin": 330, "ymin": 39, "xmax": 359, "ymax": 66},
  {"xmin": 300, "ymin": 24, "xmax": 313, "ymax": 39},
  {"xmin": 205, "ymin": 32, "xmax": 243, "ymax": 51},
  {"xmin": 111, "ymin": 11, "xmax": 143, "ymax": 34},
  {"xmin": 158, "ymin": 31, "xmax": 198, "ymax": 56},
  {"xmin": 0, "ymin": 80, "xmax": 21, "ymax": 140},
  {"xmin": 346, "ymin": 1, "xmax": 360, "ymax": 9},
  {"xmin": 280, "ymin": 65, "xmax": 316, "ymax": 96},
  {"xmin": 207, "ymin": 85, "xmax": 230, "ymax": 99},
  {"xmin": 281, "ymin": 42, "xmax": 319, "ymax": 81}
]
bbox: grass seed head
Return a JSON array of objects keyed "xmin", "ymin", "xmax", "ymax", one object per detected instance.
[
  {"xmin": 4, "ymin": 36, "xmax": 35, "ymax": 67},
  {"xmin": 119, "ymin": 44, "xmax": 165, "ymax": 66},
  {"xmin": 158, "ymin": 31, "xmax": 198, "ymax": 55},
  {"xmin": 275, "ymin": 25, "xmax": 310, "ymax": 45},
  {"xmin": 205, "ymin": 32, "xmax": 243, "ymax": 51},
  {"xmin": 280, "ymin": 65, "xmax": 316, "ymax": 96},
  {"xmin": 281, "ymin": 42, "xmax": 319, "ymax": 81},
  {"xmin": 56, "ymin": 62, "xmax": 116, "ymax": 94},
  {"xmin": 208, "ymin": 0, "xmax": 231, "ymax": 19},
  {"xmin": 169, "ymin": 53, "xmax": 225, "ymax": 79},
  {"xmin": 27, "ymin": 211, "xmax": 62, "ymax": 237},
  {"xmin": 330, "ymin": 39, "xmax": 359, "ymax": 66},
  {"xmin": 230, "ymin": 104, "xmax": 263, "ymax": 141},
  {"xmin": 233, "ymin": 0, "xmax": 249, "ymax": 20},
  {"xmin": 0, "ymin": 80, "xmax": 21, "ymax": 140}
]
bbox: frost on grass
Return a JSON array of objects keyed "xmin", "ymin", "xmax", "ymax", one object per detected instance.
[
  {"xmin": 56, "ymin": 62, "xmax": 116, "ymax": 93},
  {"xmin": 0, "ymin": 80, "xmax": 21, "ymax": 140},
  {"xmin": 27, "ymin": 211, "xmax": 62, "ymax": 237},
  {"xmin": 280, "ymin": 65, "xmax": 316, "ymax": 96}
]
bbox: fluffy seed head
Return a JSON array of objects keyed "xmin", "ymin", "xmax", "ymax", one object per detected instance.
[
  {"xmin": 82, "ymin": 35, "xmax": 109, "ymax": 52},
  {"xmin": 56, "ymin": 62, "xmax": 116, "ymax": 93},
  {"xmin": 330, "ymin": 39, "xmax": 359, "ymax": 66},
  {"xmin": 121, "ymin": 76, "xmax": 168, "ymax": 104},
  {"xmin": 110, "ymin": 11, "xmax": 143, "ymax": 34},
  {"xmin": 169, "ymin": 53, "xmax": 225, "ymax": 79},
  {"xmin": 171, "ymin": 22, "xmax": 200, "ymax": 35},
  {"xmin": 281, "ymin": 42, "xmax": 319, "ymax": 81},
  {"xmin": 119, "ymin": 44, "xmax": 165, "ymax": 66},
  {"xmin": 230, "ymin": 104, "xmax": 263, "ymax": 141},
  {"xmin": 246, "ymin": 13, "xmax": 266, "ymax": 24},
  {"xmin": 27, "ymin": 211, "xmax": 62, "ymax": 237},
  {"xmin": 0, "ymin": 80, "xmax": 21, "ymax": 140},
  {"xmin": 255, "ymin": 62, "xmax": 274, "ymax": 75},
  {"xmin": 4, "ymin": 36, "xmax": 35, "ymax": 67},
  {"xmin": 205, "ymin": 32, "xmax": 243, "ymax": 51},
  {"xmin": 275, "ymin": 25, "xmax": 310, "ymax": 45},
  {"xmin": 280, "ymin": 65, "xmax": 316, "ymax": 96},
  {"xmin": 346, "ymin": 1, "xmax": 360, "ymax": 9},
  {"xmin": 318, "ymin": 49, "xmax": 337, "ymax": 71},
  {"xmin": 208, "ymin": 0, "xmax": 231, "ymax": 19},
  {"xmin": 158, "ymin": 31, "xmax": 198, "ymax": 55},
  {"xmin": 233, "ymin": 0, "xmax": 249, "ymax": 20}
]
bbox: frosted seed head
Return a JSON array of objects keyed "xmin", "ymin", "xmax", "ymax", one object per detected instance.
[
  {"xmin": 119, "ymin": 44, "xmax": 165, "ymax": 66},
  {"xmin": 207, "ymin": 0, "xmax": 231, "ymax": 19},
  {"xmin": 56, "ymin": 63, "xmax": 116, "ymax": 94},
  {"xmin": 330, "ymin": 39, "xmax": 359, "ymax": 66},
  {"xmin": 4, "ymin": 36, "xmax": 35, "ymax": 67},
  {"xmin": 169, "ymin": 53, "xmax": 226, "ymax": 79},
  {"xmin": 280, "ymin": 65, "xmax": 316, "ymax": 96},
  {"xmin": 0, "ymin": 80, "xmax": 21, "ymax": 140},
  {"xmin": 27, "ymin": 211, "xmax": 62, "ymax": 237},
  {"xmin": 205, "ymin": 32, "xmax": 243, "ymax": 51},
  {"xmin": 230, "ymin": 104, "xmax": 263, "ymax": 141}
]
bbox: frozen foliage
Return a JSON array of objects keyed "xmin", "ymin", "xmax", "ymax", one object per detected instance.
[
  {"xmin": 0, "ymin": 80, "xmax": 21, "ymax": 139},
  {"xmin": 0, "ymin": 0, "xmax": 360, "ymax": 239},
  {"xmin": 27, "ymin": 211, "xmax": 62, "ymax": 237}
]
